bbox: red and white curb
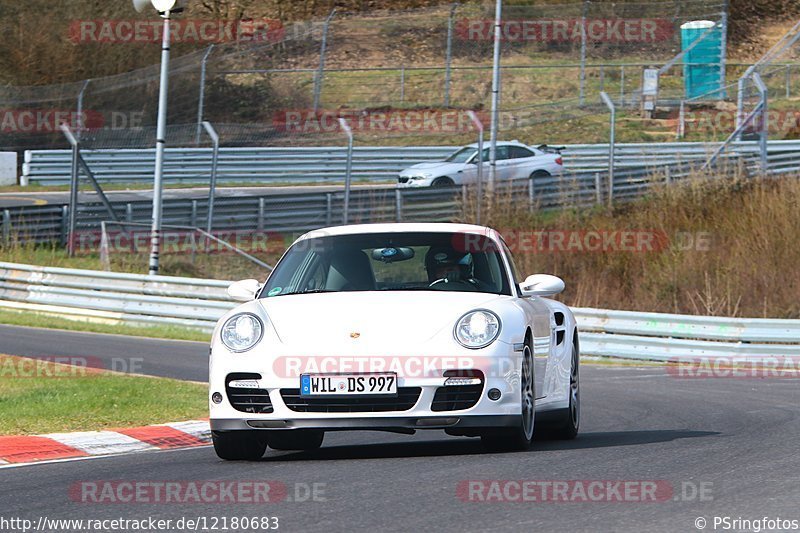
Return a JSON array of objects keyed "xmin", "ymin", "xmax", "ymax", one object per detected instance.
[{"xmin": 0, "ymin": 420, "xmax": 210, "ymax": 466}]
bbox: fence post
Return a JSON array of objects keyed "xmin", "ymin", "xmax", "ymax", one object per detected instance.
[
  {"xmin": 2, "ymin": 209, "xmax": 9, "ymax": 245},
  {"xmin": 195, "ymin": 44, "xmax": 215, "ymax": 145},
  {"xmin": 76, "ymin": 79, "xmax": 90, "ymax": 142},
  {"xmin": 395, "ymin": 189, "xmax": 403, "ymax": 222},
  {"xmin": 528, "ymin": 175, "xmax": 535, "ymax": 212},
  {"xmin": 665, "ymin": 165, "xmax": 671, "ymax": 185},
  {"xmin": 752, "ymin": 73, "xmax": 769, "ymax": 176},
  {"xmin": 60, "ymin": 205, "xmax": 69, "ymax": 247},
  {"xmin": 719, "ymin": 0, "xmax": 729, "ymax": 92},
  {"xmin": 400, "ymin": 66, "xmax": 406, "ymax": 104},
  {"xmin": 191, "ymin": 200, "xmax": 198, "ymax": 227},
  {"xmin": 325, "ymin": 193, "xmax": 333, "ymax": 226},
  {"xmin": 594, "ymin": 172, "xmax": 602, "ymax": 205},
  {"xmin": 786, "ymin": 65, "xmax": 792, "ymax": 98},
  {"xmin": 444, "ymin": 2, "xmax": 459, "ymax": 107},
  {"xmin": 258, "ymin": 197, "xmax": 265, "ymax": 231},
  {"xmin": 60, "ymin": 124, "xmax": 80, "ymax": 256},
  {"xmin": 313, "ymin": 9, "xmax": 336, "ymax": 113},
  {"xmin": 202, "ymin": 121, "xmax": 220, "ymax": 243},
  {"xmin": 467, "ymin": 111, "xmax": 484, "ymax": 225},
  {"xmin": 126, "ymin": 203, "xmax": 134, "ymax": 222},
  {"xmin": 619, "ymin": 65, "xmax": 625, "ymax": 106},
  {"xmin": 339, "ymin": 118, "xmax": 354, "ymax": 224},
  {"xmin": 600, "ymin": 91, "xmax": 615, "ymax": 206},
  {"xmin": 599, "ymin": 66, "xmax": 605, "ymax": 91},
  {"xmin": 579, "ymin": 0, "xmax": 588, "ymax": 105},
  {"xmin": 677, "ymin": 100, "xmax": 686, "ymax": 139}
]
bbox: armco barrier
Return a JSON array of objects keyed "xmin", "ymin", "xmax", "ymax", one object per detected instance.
[
  {"xmin": 1, "ymin": 262, "xmax": 799, "ymax": 362},
  {"xmin": 22, "ymin": 140, "xmax": 800, "ymax": 186}
]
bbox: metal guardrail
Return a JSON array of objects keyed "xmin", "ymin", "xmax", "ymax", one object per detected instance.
[
  {"xmin": 3, "ymin": 187, "xmax": 461, "ymax": 244},
  {"xmin": 1, "ymin": 262, "xmax": 799, "ymax": 361},
  {"xmin": 21, "ymin": 140, "xmax": 800, "ymax": 186}
]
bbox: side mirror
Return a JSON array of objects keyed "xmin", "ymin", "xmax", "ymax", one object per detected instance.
[
  {"xmin": 227, "ymin": 279, "xmax": 261, "ymax": 302},
  {"xmin": 519, "ymin": 274, "xmax": 565, "ymax": 297}
]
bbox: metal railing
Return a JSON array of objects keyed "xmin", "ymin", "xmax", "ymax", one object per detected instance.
[
  {"xmin": 22, "ymin": 139, "xmax": 800, "ymax": 186},
  {"xmin": 1, "ymin": 262, "xmax": 798, "ymax": 362}
]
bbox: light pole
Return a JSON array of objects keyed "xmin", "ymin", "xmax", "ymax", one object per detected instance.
[{"xmin": 134, "ymin": 0, "xmax": 177, "ymax": 275}]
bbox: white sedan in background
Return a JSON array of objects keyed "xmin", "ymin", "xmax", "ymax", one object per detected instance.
[
  {"xmin": 209, "ymin": 223, "xmax": 580, "ymax": 460},
  {"xmin": 398, "ymin": 141, "xmax": 563, "ymax": 188}
]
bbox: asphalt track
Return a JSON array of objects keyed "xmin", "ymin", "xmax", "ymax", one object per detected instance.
[{"xmin": 1, "ymin": 326, "xmax": 800, "ymax": 532}]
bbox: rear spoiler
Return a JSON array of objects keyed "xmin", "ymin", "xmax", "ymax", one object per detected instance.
[{"xmin": 536, "ymin": 144, "xmax": 565, "ymax": 154}]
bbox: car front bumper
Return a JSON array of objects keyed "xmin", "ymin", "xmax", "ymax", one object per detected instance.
[{"xmin": 209, "ymin": 342, "xmax": 525, "ymax": 432}]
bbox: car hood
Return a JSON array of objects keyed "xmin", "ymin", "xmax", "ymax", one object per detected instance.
[
  {"xmin": 257, "ymin": 291, "xmax": 502, "ymax": 349},
  {"xmin": 400, "ymin": 161, "xmax": 464, "ymax": 175}
]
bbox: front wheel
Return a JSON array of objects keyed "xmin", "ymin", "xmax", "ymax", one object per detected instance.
[
  {"xmin": 212, "ymin": 430, "xmax": 268, "ymax": 461},
  {"xmin": 536, "ymin": 342, "xmax": 580, "ymax": 440},
  {"xmin": 431, "ymin": 177, "xmax": 455, "ymax": 188},
  {"xmin": 481, "ymin": 343, "xmax": 535, "ymax": 452}
]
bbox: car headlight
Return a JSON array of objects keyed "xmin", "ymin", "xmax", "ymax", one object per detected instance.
[
  {"xmin": 454, "ymin": 310, "xmax": 501, "ymax": 349},
  {"xmin": 220, "ymin": 313, "xmax": 264, "ymax": 352}
]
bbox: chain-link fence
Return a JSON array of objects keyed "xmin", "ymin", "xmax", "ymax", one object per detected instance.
[{"xmin": 1, "ymin": 0, "xmax": 736, "ymax": 153}]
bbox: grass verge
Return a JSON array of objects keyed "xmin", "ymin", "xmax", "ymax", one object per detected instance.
[
  {"xmin": 0, "ymin": 354, "xmax": 207, "ymax": 435},
  {"xmin": 0, "ymin": 309, "xmax": 210, "ymax": 343}
]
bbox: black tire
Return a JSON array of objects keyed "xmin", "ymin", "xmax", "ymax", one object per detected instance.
[
  {"xmin": 268, "ymin": 430, "xmax": 324, "ymax": 451},
  {"xmin": 481, "ymin": 341, "xmax": 535, "ymax": 452},
  {"xmin": 535, "ymin": 341, "xmax": 580, "ymax": 440},
  {"xmin": 431, "ymin": 177, "xmax": 455, "ymax": 188},
  {"xmin": 212, "ymin": 430, "xmax": 268, "ymax": 461},
  {"xmin": 530, "ymin": 170, "xmax": 551, "ymax": 180}
]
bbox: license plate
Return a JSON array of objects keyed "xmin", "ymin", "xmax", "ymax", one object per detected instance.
[{"xmin": 300, "ymin": 374, "xmax": 397, "ymax": 396}]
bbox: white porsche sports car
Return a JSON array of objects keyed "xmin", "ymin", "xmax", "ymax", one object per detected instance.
[{"xmin": 209, "ymin": 223, "xmax": 580, "ymax": 460}]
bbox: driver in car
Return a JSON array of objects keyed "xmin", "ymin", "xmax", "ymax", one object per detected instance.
[{"xmin": 425, "ymin": 246, "xmax": 490, "ymax": 292}]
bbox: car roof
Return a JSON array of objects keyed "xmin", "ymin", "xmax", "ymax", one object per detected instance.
[
  {"xmin": 462, "ymin": 140, "xmax": 532, "ymax": 149},
  {"xmin": 297, "ymin": 223, "xmax": 499, "ymax": 242}
]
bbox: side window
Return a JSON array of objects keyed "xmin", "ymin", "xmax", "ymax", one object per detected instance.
[
  {"xmin": 510, "ymin": 146, "xmax": 535, "ymax": 159},
  {"xmin": 494, "ymin": 146, "xmax": 510, "ymax": 160}
]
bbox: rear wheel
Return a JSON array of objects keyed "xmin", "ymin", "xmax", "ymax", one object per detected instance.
[
  {"xmin": 268, "ymin": 430, "xmax": 324, "ymax": 451},
  {"xmin": 481, "ymin": 342, "xmax": 535, "ymax": 452},
  {"xmin": 212, "ymin": 431, "xmax": 268, "ymax": 461},
  {"xmin": 530, "ymin": 170, "xmax": 551, "ymax": 180}
]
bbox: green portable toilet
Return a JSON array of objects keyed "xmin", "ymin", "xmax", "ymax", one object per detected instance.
[{"xmin": 681, "ymin": 20, "xmax": 724, "ymax": 99}]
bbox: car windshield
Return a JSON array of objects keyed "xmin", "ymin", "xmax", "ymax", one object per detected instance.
[
  {"xmin": 260, "ymin": 231, "xmax": 512, "ymax": 298},
  {"xmin": 444, "ymin": 147, "xmax": 477, "ymax": 163}
]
